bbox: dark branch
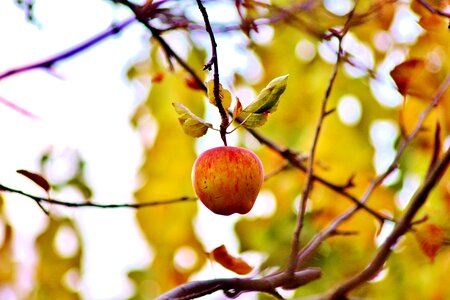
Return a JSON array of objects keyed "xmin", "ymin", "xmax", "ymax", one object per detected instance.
[
  {"xmin": 326, "ymin": 147, "xmax": 450, "ymax": 300},
  {"xmin": 195, "ymin": 0, "xmax": 229, "ymax": 146},
  {"xmin": 0, "ymin": 17, "xmax": 136, "ymax": 81},
  {"xmin": 157, "ymin": 268, "xmax": 321, "ymax": 300},
  {"xmin": 0, "ymin": 183, "xmax": 196, "ymax": 209}
]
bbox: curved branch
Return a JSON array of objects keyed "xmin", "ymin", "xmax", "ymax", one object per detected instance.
[
  {"xmin": 0, "ymin": 16, "xmax": 136, "ymax": 81},
  {"xmin": 157, "ymin": 268, "xmax": 321, "ymax": 300}
]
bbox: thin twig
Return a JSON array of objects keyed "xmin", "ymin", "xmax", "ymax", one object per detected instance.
[
  {"xmin": 195, "ymin": 0, "xmax": 229, "ymax": 146},
  {"xmin": 0, "ymin": 183, "xmax": 196, "ymax": 209},
  {"xmin": 0, "ymin": 17, "xmax": 136, "ymax": 81},
  {"xmin": 286, "ymin": 7, "xmax": 355, "ymax": 275},
  {"xmin": 297, "ymin": 72, "xmax": 450, "ymax": 268},
  {"xmin": 416, "ymin": 0, "xmax": 450, "ymax": 18}
]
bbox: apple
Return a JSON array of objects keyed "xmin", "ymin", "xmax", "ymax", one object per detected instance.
[{"xmin": 192, "ymin": 146, "xmax": 264, "ymax": 215}]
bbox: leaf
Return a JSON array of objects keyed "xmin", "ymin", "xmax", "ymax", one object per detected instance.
[
  {"xmin": 17, "ymin": 169, "xmax": 51, "ymax": 192},
  {"xmin": 211, "ymin": 245, "xmax": 253, "ymax": 275},
  {"xmin": 390, "ymin": 59, "xmax": 439, "ymax": 99},
  {"xmin": 172, "ymin": 102, "xmax": 213, "ymax": 137},
  {"xmin": 415, "ymin": 223, "xmax": 444, "ymax": 262},
  {"xmin": 233, "ymin": 97, "xmax": 243, "ymax": 120},
  {"xmin": 238, "ymin": 74, "xmax": 288, "ymax": 128},
  {"xmin": 206, "ymin": 80, "xmax": 232, "ymax": 109}
]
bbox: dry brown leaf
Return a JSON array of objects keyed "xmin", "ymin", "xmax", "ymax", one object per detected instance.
[{"xmin": 211, "ymin": 245, "xmax": 253, "ymax": 275}]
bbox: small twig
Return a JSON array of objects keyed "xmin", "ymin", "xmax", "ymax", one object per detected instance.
[
  {"xmin": 0, "ymin": 183, "xmax": 196, "ymax": 209},
  {"xmin": 0, "ymin": 17, "xmax": 136, "ymax": 81},
  {"xmin": 263, "ymin": 162, "xmax": 292, "ymax": 181},
  {"xmin": 195, "ymin": 0, "xmax": 229, "ymax": 146},
  {"xmin": 287, "ymin": 6, "xmax": 353, "ymax": 275},
  {"xmin": 416, "ymin": 0, "xmax": 450, "ymax": 18}
]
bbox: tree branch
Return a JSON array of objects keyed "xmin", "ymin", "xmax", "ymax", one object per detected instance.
[
  {"xmin": 296, "ymin": 72, "xmax": 450, "ymax": 268},
  {"xmin": 157, "ymin": 268, "xmax": 321, "ymax": 300},
  {"xmin": 195, "ymin": 0, "xmax": 229, "ymax": 146},
  {"xmin": 416, "ymin": 0, "xmax": 450, "ymax": 18},
  {"xmin": 0, "ymin": 183, "xmax": 195, "ymax": 209},
  {"xmin": 0, "ymin": 16, "xmax": 136, "ymax": 81},
  {"xmin": 286, "ymin": 4, "xmax": 355, "ymax": 276},
  {"xmin": 326, "ymin": 147, "xmax": 450, "ymax": 300}
]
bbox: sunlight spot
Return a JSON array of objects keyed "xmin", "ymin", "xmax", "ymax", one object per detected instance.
[
  {"xmin": 318, "ymin": 37, "xmax": 339, "ymax": 64},
  {"xmin": 373, "ymin": 31, "xmax": 393, "ymax": 52},
  {"xmin": 444, "ymin": 135, "xmax": 450, "ymax": 151},
  {"xmin": 426, "ymin": 47, "xmax": 444, "ymax": 73},
  {"xmin": 369, "ymin": 120, "xmax": 398, "ymax": 149},
  {"xmin": 251, "ymin": 25, "xmax": 274, "ymax": 45},
  {"xmin": 174, "ymin": 246, "xmax": 198, "ymax": 272},
  {"xmin": 292, "ymin": 194, "xmax": 313, "ymax": 214},
  {"xmin": 62, "ymin": 268, "xmax": 81, "ymax": 292},
  {"xmin": 295, "ymin": 39, "xmax": 316, "ymax": 62},
  {"xmin": 395, "ymin": 173, "xmax": 421, "ymax": 210},
  {"xmin": 370, "ymin": 120, "xmax": 399, "ymax": 175},
  {"xmin": 390, "ymin": 6, "xmax": 424, "ymax": 44},
  {"xmin": 369, "ymin": 267, "xmax": 389, "ymax": 283},
  {"xmin": 324, "ymin": 0, "xmax": 354, "ymax": 16},
  {"xmin": 342, "ymin": 34, "xmax": 374, "ymax": 78},
  {"xmin": 54, "ymin": 225, "xmax": 79, "ymax": 258},
  {"xmin": 370, "ymin": 49, "xmax": 405, "ymax": 108},
  {"xmin": 245, "ymin": 190, "xmax": 276, "ymax": 219},
  {"xmin": 375, "ymin": 219, "xmax": 395, "ymax": 247},
  {"xmin": 337, "ymin": 95, "xmax": 362, "ymax": 126}
]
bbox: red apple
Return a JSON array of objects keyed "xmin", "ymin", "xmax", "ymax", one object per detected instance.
[{"xmin": 192, "ymin": 146, "xmax": 264, "ymax": 215}]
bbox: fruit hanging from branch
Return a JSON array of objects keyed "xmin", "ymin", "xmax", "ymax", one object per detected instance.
[
  {"xmin": 191, "ymin": 146, "xmax": 264, "ymax": 215},
  {"xmin": 173, "ymin": 75, "xmax": 288, "ymax": 215}
]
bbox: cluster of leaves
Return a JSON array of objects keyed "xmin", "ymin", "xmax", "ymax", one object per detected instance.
[{"xmin": 173, "ymin": 74, "xmax": 288, "ymax": 137}]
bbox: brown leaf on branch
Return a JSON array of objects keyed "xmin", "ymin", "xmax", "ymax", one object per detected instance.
[
  {"xmin": 390, "ymin": 59, "xmax": 439, "ymax": 100},
  {"xmin": 414, "ymin": 223, "xmax": 444, "ymax": 262},
  {"xmin": 211, "ymin": 245, "xmax": 253, "ymax": 275},
  {"xmin": 16, "ymin": 170, "xmax": 51, "ymax": 193}
]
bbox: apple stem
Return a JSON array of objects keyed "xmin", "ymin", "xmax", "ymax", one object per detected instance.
[{"xmin": 196, "ymin": 0, "xmax": 229, "ymax": 146}]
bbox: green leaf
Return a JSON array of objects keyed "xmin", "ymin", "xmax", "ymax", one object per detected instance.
[
  {"xmin": 172, "ymin": 102, "xmax": 213, "ymax": 137},
  {"xmin": 238, "ymin": 74, "xmax": 288, "ymax": 128}
]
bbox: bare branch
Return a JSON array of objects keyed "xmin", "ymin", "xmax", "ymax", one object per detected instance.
[
  {"xmin": 297, "ymin": 72, "xmax": 450, "ymax": 268},
  {"xmin": 326, "ymin": 147, "xmax": 450, "ymax": 300},
  {"xmin": 0, "ymin": 17, "xmax": 136, "ymax": 81},
  {"xmin": 195, "ymin": 0, "xmax": 229, "ymax": 146},
  {"xmin": 416, "ymin": 0, "xmax": 450, "ymax": 18},
  {"xmin": 157, "ymin": 268, "xmax": 321, "ymax": 300},
  {"xmin": 0, "ymin": 183, "xmax": 196, "ymax": 210}
]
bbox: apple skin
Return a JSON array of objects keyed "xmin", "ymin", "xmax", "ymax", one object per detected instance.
[{"xmin": 192, "ymin": 146, "xmax": 264, "ymax": 216}]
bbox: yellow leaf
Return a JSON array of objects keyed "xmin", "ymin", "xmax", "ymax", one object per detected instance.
[{"xmin": 207, "ymin": 80, "xmax": 232, "ymax": 109}]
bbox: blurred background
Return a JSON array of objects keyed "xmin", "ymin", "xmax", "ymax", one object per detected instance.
[{"xmin": 0, "ymin": 0, "xmax": 449, "ymax": 299}]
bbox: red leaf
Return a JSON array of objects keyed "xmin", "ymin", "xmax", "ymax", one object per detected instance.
[
  {"xmin": 415, "ymin": 223, "xmax": 444, "ymax": 262},
  {"xmin": 16, "ymin": 170, "xmax": 51, "ymax": 193},
  {"xmin": 211, "ymin": 245, "xmax": 253, "ymax": 275}
]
